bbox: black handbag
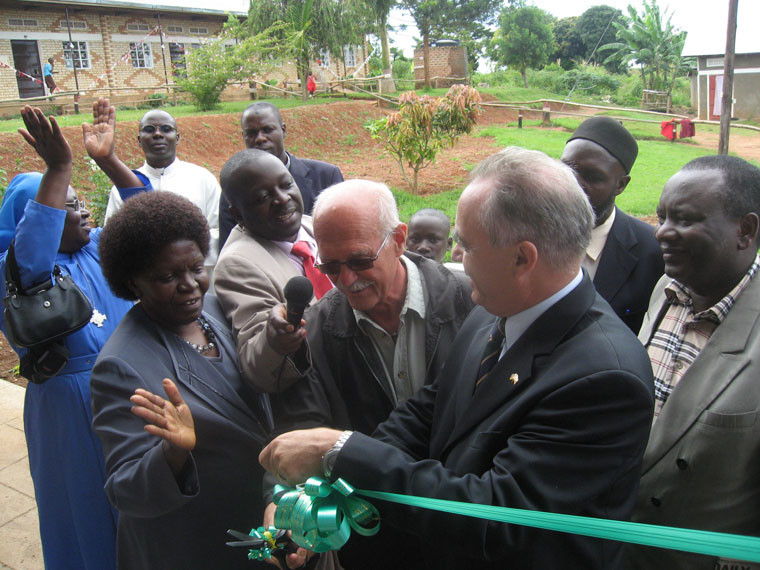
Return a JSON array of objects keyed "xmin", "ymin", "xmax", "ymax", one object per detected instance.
[{"xmin": 3, "ymin": 240, "xmax": 93, "ymax": 349}]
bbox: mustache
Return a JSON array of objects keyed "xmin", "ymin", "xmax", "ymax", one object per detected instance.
[{"xmin": 338, "ymin": 279, "xmax": 373, "ymax": 293}]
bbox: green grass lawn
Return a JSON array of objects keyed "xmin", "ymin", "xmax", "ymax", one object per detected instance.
[{"xmin": 391, "ymin": 122, "xmax": 723, "ymax": 224}]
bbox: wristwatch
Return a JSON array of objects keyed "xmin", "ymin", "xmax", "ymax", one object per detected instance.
[{"xmin": 322, "ymin": 430, "xmax": 353, "ymax": 478}]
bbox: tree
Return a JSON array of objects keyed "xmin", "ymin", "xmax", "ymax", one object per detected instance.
[
  {"xmin": 248, "ymin": 0, "xmax": 368, "ymax": 101},
  {"xmin": 403, "ymin": 0, "xmax": 499, "ymax": 88},
  {"xmin": 366, "ymin": 0, "xmax": 398, "ymax": 91},
  {"xmin": 576, "ymin": 5, "xmax": 625, "ymax": 70},
  {"xmin": 552, "ymin": 16, "xmax": 584, "ymax": 69},
  {"xmin": 489, "ymin": 6, "xmax": 555, "ymax": 88},
  {"xmin": 176, "ymin": 15, "xmax": 284, "ymax": 110},
  {"xmin": 366, "ymin": 85, "xmax": 482, "ymax": 193},
  {"xmin": 600, "ymin": 0, "xmax": 689, "ymax": 110}
]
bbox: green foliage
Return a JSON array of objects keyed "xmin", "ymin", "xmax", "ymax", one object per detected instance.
[
  {"xmin": 576, "ymin": 5, "xmax": 625, "ymax": 71},
  {"xmin": 146, "ymin": 92, "xmax": 168, "ymax": 108},
  {"xmin": 176, "ymin": 15, "xmax": 285, "ymax": 111},
  {"xmin": 0, "ymin": 166, "xmax": 7, "ymax": 202},
  {"xmin": 528, "ymin": 63, "xmax": 621, "ymax": 98},
  {"xmin": 366, "ymin": 85, "xmax": 483, "ymax": 193},
  {"xmin": 600, "ymin": 0, "xmax": 689, "ymax": 102},
  {"xmin": 248, "ymin": 0, "xmax": 369, "ymax": 100},
  {"xmin": 552, "ymin": 16, "xmax": 584, "ymax": 70},
  {"xmin": 489, "ymin": 6, "xmax": 555, "ymax": 88},
  {"xmin": 392, "ymin": 58, "xmax": 413, "ymax": 81},
  {"xmin": 83, "ymin": 157, "xmax": 112, "ymax": 227}
]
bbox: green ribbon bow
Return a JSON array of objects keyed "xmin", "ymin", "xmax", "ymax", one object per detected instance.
[
  {"xmin": 246, "ymin": 526, "xmax": 280, "ymax": 561},
  {"xmin": 273, "ymin": 477, "xmax": 380, "ymax": 552}
]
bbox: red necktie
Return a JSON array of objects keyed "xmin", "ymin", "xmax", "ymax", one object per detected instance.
[{"xmin": 291, "ymin": 240, "xmax": 333, "ymax": 299}]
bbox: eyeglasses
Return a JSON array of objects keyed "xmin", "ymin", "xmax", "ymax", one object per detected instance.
[
  {"xmin": 64, "ymin": 197, "xmax": 87, "ymax": 211},
  {"xmin": 314, "ymin": 232, "xmax": 393, "ymax": 276},
  {"xmin": 140, "ymin": 124, "xmax": 176, "ymax": 135}
]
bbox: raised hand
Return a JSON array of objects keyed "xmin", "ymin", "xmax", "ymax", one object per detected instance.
[
  {"xmin": 131, "ymin": 378, "xmax": 196, "ymax": 452},
  {"xmin": 18, "ymin": 106, "xmax": 72, "ymax": 170},
  {"xmin": 82, "ymin": 97, "xmax": 116, "ymax": 161}
]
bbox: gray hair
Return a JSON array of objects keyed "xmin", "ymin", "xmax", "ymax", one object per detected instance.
[
  {"xmin": 313, "ymin": 179, "xmax": 401, "ymax": 239},
  {"xmin": 471, "ymin": 146, "xmax": 593, "ymax": 272}
]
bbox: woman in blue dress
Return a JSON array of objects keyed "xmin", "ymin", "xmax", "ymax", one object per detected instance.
[{"xmin": 0, "ymin": 104, "xmax": 145, "ymax": 569}]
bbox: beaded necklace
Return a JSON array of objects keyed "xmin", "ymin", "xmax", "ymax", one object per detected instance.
[{"xmin": 183, "ymin": 315, "xmax": 216, "ymax": 354}]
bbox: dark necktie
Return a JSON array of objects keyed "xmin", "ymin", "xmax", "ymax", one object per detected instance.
[
  {"xmin": 475, "ymin": 317, "xmax": 506, "ymax": 388},
  {"xmin": 290, "ymin": 240, "xmax": 333, "ymax": 299}
]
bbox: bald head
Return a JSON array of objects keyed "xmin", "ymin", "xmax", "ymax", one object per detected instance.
[
  {"xmin": 311, "ymin": 180, "xmax": 407, "ymax": 315},
  {"xmin": 313, "ymin": 180, "xmax": 400, "ymax": 242},
  {"xmin": 138, "ymin": 110, "xmax": 179, "ymax": 168}
]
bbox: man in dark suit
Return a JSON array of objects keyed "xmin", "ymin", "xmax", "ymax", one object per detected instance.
[
  {"xmin": 260, "ymin": 147, "xmax": 655, "ymax": 570},
  {"xmin": 561, "ymin": 116, "xmax": 663, "ymax": 332},
  {"xmin": 217, "ymin": 102, "xmax": 343, "ymax": 252}
]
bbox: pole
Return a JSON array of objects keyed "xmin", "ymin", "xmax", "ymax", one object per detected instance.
[
  {"xmin": 156, "ymin": 13, "xmax": 171, "ymax": 96},
  {"xmin": 64, "ymin": 7, "xmax": 80, "ymax": 113},
  {"xmin": 718, "ymin": 0, "xmax": 738, "ymax": 155}
]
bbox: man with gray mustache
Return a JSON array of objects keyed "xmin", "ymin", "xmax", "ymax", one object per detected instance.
[{"xmin": 256, "ymin": 179, "xmax": 474, "ymax": 438}]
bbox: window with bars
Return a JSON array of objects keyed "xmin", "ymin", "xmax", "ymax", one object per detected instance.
[
  {"xmin": 130, "ymin": 42, "xmax": 153, "ymax": 68},
  {"xmin": 59, "ymin": 20, "xmax": 87, "ymax": 30},
  {"xmin": 169, "ymin": 43, "xmax": 186, "ymax": 78},
  {"xmin": 127, "ymin": 23, "xmax": 151, "ymax": 32},
  {"xmin": 62, "ymin": 41, "xmax": 90, "ymax": 69},
  {"xmin": 343, "ymin": 45, "xmax": 357, "ymax": 68},
  {"xmin": 189, "ymin": 26, "xmax": 208, "ymax": 35},
  {"xmin": 319, "ymin": 49, "xmax": 331, "ymax": 68},
  {"xmin": 9, "ymin": 18, "xmax": 38, "ymax": 27},
  {"xmin": 166, "ymin": 25, "xmax": 183, "ymax": 33}
]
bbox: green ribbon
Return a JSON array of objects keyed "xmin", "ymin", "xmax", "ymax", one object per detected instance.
[
  {"xmin": 245, "ymin": 526, "xmax": 279, "ymax": 561},
  {"xmin": 272, "ymin": 477, "xmax": 380, "ymax": 553},
  {"xmin": 357, "ymin": 489, "xmax": 760, "ymax": 563}
]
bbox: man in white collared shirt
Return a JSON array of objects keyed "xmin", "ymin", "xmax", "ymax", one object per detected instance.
[{"xmin": 104, "ymin": 110, "xmax": 221, "ymax": 273}]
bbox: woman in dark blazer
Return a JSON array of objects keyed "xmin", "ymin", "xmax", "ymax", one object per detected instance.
[{"xmin": 91, "ymin": 191, "xmax": 272, "ymax": 569}]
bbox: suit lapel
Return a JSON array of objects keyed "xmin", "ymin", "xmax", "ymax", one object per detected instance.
[
  {"xmin": 441, "ymin": 277, "xmax": 596, "ymax": 454},
  {"xmin": 642, "ymin": 278, "xmax": 760, "ymax": 472},
  {"xmin": 594, "ymin": 210, "xmax": 638, "ymax": 302},
  {"xmin": 154, "ymin": 321, "xmax": 266, "ymax": 433},
  {"xmin": 288, "ymin": 153, "xmax": 314, "ymax": 196}
]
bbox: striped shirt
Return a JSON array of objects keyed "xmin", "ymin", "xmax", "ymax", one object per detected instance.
[{"xmin": 647, "ymin": 256, "xmax": 759, "ymax": 420}]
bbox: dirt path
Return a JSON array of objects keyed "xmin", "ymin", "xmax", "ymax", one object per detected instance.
[{"xmin": 689, "ymin": 130, "xmax": 760, "ymax": 162}]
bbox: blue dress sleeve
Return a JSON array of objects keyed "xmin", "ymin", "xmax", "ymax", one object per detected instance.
[
  {"xmin": 11, "ymin": 201, "xmax": 66, "ymax": 290},
  {"xmin": 115, "ymin": 170, "xmax": 152, "ymax": 202}
]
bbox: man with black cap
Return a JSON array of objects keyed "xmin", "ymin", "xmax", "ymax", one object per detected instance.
[{"xmin": 561, "ymin": 116, "xmax": 663, "ymax": 332}]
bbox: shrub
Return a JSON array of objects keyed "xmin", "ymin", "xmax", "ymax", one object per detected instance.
[
  {"xmin": 366, "ymin": 85, "xmax": 483, "ymax": 193},
  {"xmin": 84, "ymin": 157, "xmax": 112, "ymax": 227}
]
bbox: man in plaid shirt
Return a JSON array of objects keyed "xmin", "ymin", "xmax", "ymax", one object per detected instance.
[{"xmin": 624, "ymin": 155, "xmax": 760, "ymax": 570}]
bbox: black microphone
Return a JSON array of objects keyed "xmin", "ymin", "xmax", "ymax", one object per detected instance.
[{"xmin": 283, "ymin": 276, "xmax": 313, "ymax": 329}]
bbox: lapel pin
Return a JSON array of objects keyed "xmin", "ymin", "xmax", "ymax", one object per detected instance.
[{"xmin": 509, "ymin": 373, "xmax": 519, "ymax": 385}]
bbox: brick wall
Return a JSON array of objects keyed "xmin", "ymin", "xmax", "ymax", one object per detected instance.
[
  {"xmin": 0, "ymin": 4, "xmax": 227, "ymax": 100},
  {"xmin": 1, "ymin": 3, "xmax": 368, "ymax": 102},
  {"xmin": 413, "ymin": 45, "xmax": 468, "ymax": 88}
]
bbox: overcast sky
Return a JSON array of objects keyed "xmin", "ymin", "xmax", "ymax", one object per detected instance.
[
  {"xmin": 129, "ymin": 1, "xmax": 757, "ymax": 62},
  {"xmin": 388, "ymin": 1, "xmax": 757, "ymax": 60}
]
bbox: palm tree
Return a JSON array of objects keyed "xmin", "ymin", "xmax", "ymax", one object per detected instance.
[{"xmin": 600, "ymin": 0, "xmax": 688, "ymax": 110}]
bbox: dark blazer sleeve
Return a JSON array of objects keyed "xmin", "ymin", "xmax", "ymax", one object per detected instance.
[
  {"xmin": 91, "ymin": 353, "xmax": 200, "ymax": 518},
  {"xmin": 335, "ymin": 368, "xmax": 653, "ymax": 563}
]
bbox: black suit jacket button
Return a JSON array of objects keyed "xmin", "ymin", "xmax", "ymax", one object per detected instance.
[
  {"xmin": 676, "ymin": 458, "xmax": 688, "ymax": 470},
  {"xmin": 650, "ymin": 497, "xmax": 661, "ymax": 507}
]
